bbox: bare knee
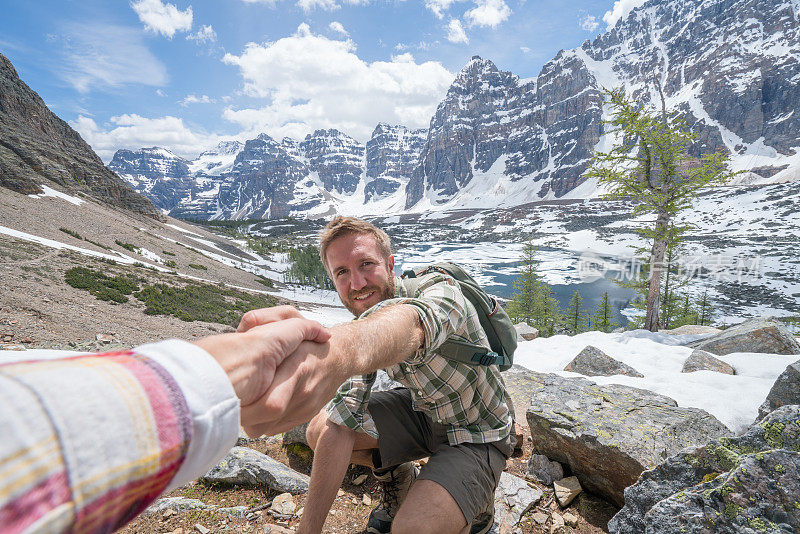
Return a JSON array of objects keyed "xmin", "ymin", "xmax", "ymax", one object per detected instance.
[{"xmin": 305, "ymin": 409, "xmax": 329, "ymax": 451}]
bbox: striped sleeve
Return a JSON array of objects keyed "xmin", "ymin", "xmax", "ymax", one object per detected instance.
[{"xmin": 0, "ymin": 339, "xmax": 239, "ymax": 534}]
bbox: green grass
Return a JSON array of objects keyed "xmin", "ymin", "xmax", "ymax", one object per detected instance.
[
  {"xmin": 162, "ymin": 250, "xmax": 176, "ymax": 256},
  {"xmin": 188, "ymin": 263, "xmax": 208, "ymax": 271},
  {"xmin": 59, "ymin": 227, "xmax": 82, "ymax": 240},
  {"xmin": 115, "ymin": 239, "xmax": 138, "ymax": 252},
  {"xmin": 64, "ymin": 267, "xmax": 140, "ymax": 304}
]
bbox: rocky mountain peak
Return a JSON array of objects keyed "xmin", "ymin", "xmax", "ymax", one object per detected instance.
[
  {"xmin": 299, "ymin": 128, "xmax": 364, "ymax": 195},
  {"xmin": 0, "ymin": 53, "xmax": 160, "ymax": 218}
]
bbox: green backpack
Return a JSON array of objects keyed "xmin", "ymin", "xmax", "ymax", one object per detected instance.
[{"xmin": 400, "ymin": 262, "xmax": 517, "ymax": 371}]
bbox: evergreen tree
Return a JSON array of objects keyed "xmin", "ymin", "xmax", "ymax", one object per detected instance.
[
  {"xmin": 696, "ymin": 290, "xmax": 712, "ymax": 326},
  {"xmin": 507, "ymin": 242, "xmax": 541, "ymax": 327},
  {"xmin": 587, "ymin": 85, "xmax": 734, "ymax": 331},
  {"xmin": 565, "ymin": 290, "xmax": 589, "ymax": 335},
  {"xmin": 532, "ymin": 282, "xmax": 563, "ymax": 337},
  {"xmin": 592, "ymin": 292, "xmax": 619, "ymax": 333}
]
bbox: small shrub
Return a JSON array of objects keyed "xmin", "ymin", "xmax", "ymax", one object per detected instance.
[
  {"xmin": 64, "ymin": 267, "xmax": 140, "ymax": 304},
  {"xmin": 162, "ymin": 250, "xmax": 176, "ymax": 256},
  {"xmin": 59, "ymin": 227, "xmax": 82, "ymax": 240},
  {"xmin": 256, "ymin": 275, "xmax": 275, "ymax": 288},
  {"xmin": 188, "ymin": 263, "xmax": 207, "ymax": 271},
  {"xmin": 85, "ymin": 239, "xmax": 109, "ymax": 250},
  {"xmin": 164, "ymin": 259, "xmax": 177, "ymax": 268},
  {"xmin": 134, "ymin": 281, "xmax": 276, "ymax": 324},
  {"xmin": 115, "ymin": 240, "xmax": 138, "ymax": 252}
]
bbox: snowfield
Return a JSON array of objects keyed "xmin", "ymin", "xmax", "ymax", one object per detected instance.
[{"xmin": 513, "ymin": 329, "xmax": 797, "ymax": 434}]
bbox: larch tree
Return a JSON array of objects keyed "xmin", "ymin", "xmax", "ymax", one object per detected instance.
[{"xmin": 587, "ymin": 85, "xmax": 733, "ymax": 331}]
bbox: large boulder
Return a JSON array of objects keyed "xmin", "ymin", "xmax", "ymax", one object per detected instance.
[
  {"xmin": 757, "ymin": 359, "xmax": 800, "ymax": 421},
  {"xmin": 663, "ymin": 325, "xmax": 721, "ymax": 336},
  {"xmin": 201, "ymin": 446, "xmax": 310, "ymax": 493},
  {"xmin": 525, "ymin": 372, "xmax": 732, "ymax": 506},
  {"xmin": 687, "ymin": 317, "xmax": 800, "ymax": 355},
  {"xmin": 515, "ymin": 323, "xmax": 539, "ymax": 341},
  {"xmin": 563, "ymin": 345, "xmax": 644, "ymax": 377},
  {"xmin": 681, "ymin": 349, "xmax": 736, "ymax": 375},
  {"xmin": 608, "ymin": 405, "xmax": 800, "ymax": 534}
]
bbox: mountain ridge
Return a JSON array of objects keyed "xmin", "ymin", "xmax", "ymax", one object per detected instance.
[{"xmin": 109, "ymin": 0, "xmax": 800, "ymax": 219}]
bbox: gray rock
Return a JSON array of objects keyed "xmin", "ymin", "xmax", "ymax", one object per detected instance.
[
  {"xmin": 217, "ymin": 506, "xmax": 249, "ymax": 518},
  {"xmin": 201, "ymin": 446, "xmax": 310, "ymax": 493},
  {"xmin": 526, "ymin": 454, "xmax": 563, "ymax": 485},
  {"xmin": 681, "ymin": 349, "xmax": 736, "ymax": 374},
  {"xmin": 493, "ymin": 472, "xmax": 543, "ymax": 528},
  {"xmin": 525, "ymin": 371, "xmax": 732, "ymax": 506},
  {"xmin": 608, "ymin": 405, "xmax": 800, "ymax": 534},
  {"xmin": 563, "ymin": 345, "xmax": 643, "ymax": 378},
  {"xmin": 514, "ymin": 323, "xmax": 539, "ymax": 341},
  {"xmin": 663, "ymin": 325, "xmax": 721, "ymax": 336},
  {"xmin": 757, "ymin": 359, "xmax": 800, "ymax": 421},
  {"xmin": 271, "ymin": 493, "xmax": 298, "ymax": 516},
  {"xmin": 282, "ymin": 423, "xmax": 310, "ymax": 448},
  {"xmin": 553, "ymin": 476, "xmax": 582, "ymax": 507},
  {"xmin": 145, "ymin": 497, "xmax": 210, "ymax": 514},
  {"xmin": 687, "ymin": 317, "xmax": 800, "ymax": 355}
]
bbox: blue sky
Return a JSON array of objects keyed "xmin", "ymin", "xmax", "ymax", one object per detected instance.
[{"xmin": 0, "ymin": 0, "xmax": 645, "ymax": 161}]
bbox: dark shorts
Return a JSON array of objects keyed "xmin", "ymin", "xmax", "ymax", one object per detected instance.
[{"xmin": 367, "ymin": 388, "xmax": 513, "ymax": 524}]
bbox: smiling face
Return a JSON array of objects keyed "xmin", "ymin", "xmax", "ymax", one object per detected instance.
[{"xmin": 324, "ymin": 231, "xmax": 396, "ymax": 316}]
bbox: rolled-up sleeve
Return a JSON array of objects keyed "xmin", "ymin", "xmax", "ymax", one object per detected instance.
[
  {"xmin": 326, "ymin": 373, "xmax": 378, "ymax": 438},
  {"xmin": 362, "ymin": 273, "xmax": 469, "ymax": 362}
]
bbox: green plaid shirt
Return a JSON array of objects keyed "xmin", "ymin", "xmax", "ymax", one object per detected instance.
[{"xmin": 326, "ymin": 271, "xmax": 512, "ymax": 446}]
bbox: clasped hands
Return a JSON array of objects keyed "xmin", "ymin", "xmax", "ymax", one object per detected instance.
[{"xmin": 194, "ymin": 305, "xmax": 347, "ymax": 438}]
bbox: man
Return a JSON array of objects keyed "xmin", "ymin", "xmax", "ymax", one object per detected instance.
[
  {"xmin": 0, "ymin": 308, "xmax": 329, "ymax": 534},
  {"xmin": 285, "ymin": 216, "xmax": 514, "ymax": 534}
]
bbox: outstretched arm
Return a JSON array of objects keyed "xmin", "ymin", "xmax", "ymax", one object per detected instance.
[
  {"xmin": 0, "ymin": 309, "xmax": 329, "ymax": 534},
  {"xmin": 240, "ymin": 303, "xmax": 425, "ymax": 436}
]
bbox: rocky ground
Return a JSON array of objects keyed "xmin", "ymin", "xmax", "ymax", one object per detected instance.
[{"xmin": 119, "ymin": 427, "xmax": 619, "ymax": 534}]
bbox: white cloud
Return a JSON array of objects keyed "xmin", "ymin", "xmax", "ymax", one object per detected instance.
[
  {"xmin": 221, "ymin": 24, "xmax": 454, "ymax": 141},
  {"xmin": 446, "ymin": 19, "xmax": 469, "ymax": 44},
  {"xmin": 424, "ymin": 0, "xmax": 461, "ymax": 18},
  {"xmin": 187, "ymin": 24, "xmax": 217, "ymax": 43},
  {"xmin": 131, "ymin": 0, "xmax": 193, "ymax": 38},
  {"xmin": 602, "ymin": 0, "xmax": 647, "ymax": 29},
  {"xmin": 580, "ymin": 14, "xmax": 599, "ymax": 32},
  {"xmin": 70, "ymin": 114, "xmax": 221, "ymax": 161},
  {"xmin": 156, "ymin": 89, "xmax": 167, "ymax": 97},
  {"xmin": 296, "ymin": 0, "xmax": 339, "ymax": 11},
  {"xmin": 465, "ymin": 0, "xmax": 511, "ymax": 28},
  {"xmin": 180, "ymin": 94, "xmax": 216, "ymax": 106},
  {"xmin": 328, "ymin": 21, "xmax": 349, "ymax": 36},
  {"xmin": 520, "ymin": 46, "xmax": 530, "ymax": 53},
  {"xmin": 57, "ymin": 23, "xmax": 168, "ymax": 93}
]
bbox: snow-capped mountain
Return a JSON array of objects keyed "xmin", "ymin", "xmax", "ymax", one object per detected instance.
[{"xmin": 110, "ymin": 0, "xmax": 800, "ymax": 219}]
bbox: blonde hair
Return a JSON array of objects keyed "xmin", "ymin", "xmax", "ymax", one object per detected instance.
[{"xmin": 319, "ymin": 216, "xmax": 392, "ymax": 271}]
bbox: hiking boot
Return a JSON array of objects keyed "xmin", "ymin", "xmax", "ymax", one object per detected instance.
[
  {"xmin": 366, "ymin": 462, "xmax": 418, "ymax": 534},
  {"xmin": 469, "ymin": 500, "xmax": 495, "ymax": 534}
]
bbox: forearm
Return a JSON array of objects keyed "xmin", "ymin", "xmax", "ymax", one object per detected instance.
[
  {"xmin": 329, "ymin": 304, "xmax": 424, "ymax": 378},
  {"xmin": 297, "ymin": 421, "xmax": 356, "ymax": 534}
]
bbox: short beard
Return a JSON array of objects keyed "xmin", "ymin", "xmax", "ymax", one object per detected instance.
[{"xmin": 344, "ymin": 275, "xmax": 396, "ymax": 316}]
